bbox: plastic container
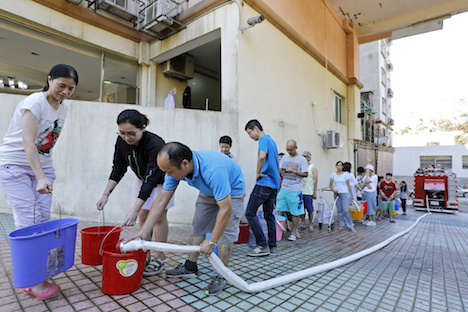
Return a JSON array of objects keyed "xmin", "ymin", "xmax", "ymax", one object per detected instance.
[
  {"xmin": 349, "ymin": 201, "xmax": 367, "ymax": 220},
  {"xmin": 80, "ymin": 226, "xmax": 122, "ymax": 265},
  {"xmin": 101, "ymin": 243, "xmax": 147, "ymax": 295},
  {"xmin": 247, "ymin": 227, "xmax": 256, "ymax": 248},
  {"xmin": 275, "ymin": 215, "xmax": 286, "ymax": 241},
  {"xmin": 9, "ymin": 218, "xmax": 79, "ymax": 288},
  {"xmin": 258, "ymin": 211, "xmax": 268, "ymax": 238},
  {"xmin": 395, "ymin": 200, "xmax": 400, "ymax": 210},
  {"xmin": 235, "ymin": 222, "xmax": 250, "ymax": 244},
  {"xmin": 349, "ymin": 208, "xmax": 364, "ymax": 220},
  {"xmin": 362, "ymin": 201, "xmax": 368, "ymax": 213}
]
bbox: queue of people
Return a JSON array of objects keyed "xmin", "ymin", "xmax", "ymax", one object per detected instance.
[{"xmin": 0, "ymin": 71, "xmax": 405, "ymax": 299}]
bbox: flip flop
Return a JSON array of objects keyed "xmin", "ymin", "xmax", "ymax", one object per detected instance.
[
  {"xmin": 22, "ymin": 282, "xmax": 61, "ymax": 300},
  {"xmin": 143, "ymin": 257, "xmax": 165, "ymax": 276}
]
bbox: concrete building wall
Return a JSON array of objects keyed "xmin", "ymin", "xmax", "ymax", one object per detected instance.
[
  {"xmin": 0, "ymin": 94, "xmax": 239, "ymax": 224},
  {"xmin": 394, "ymin": 145, "xmax": 468, "ymax": 179},
  {"xmin": 236, "ymin": 5, "xmax": 355, "ymax": 195},
  {"xmin": 0, "ymin": 2, "xmax": 363, "ymax": 225}
]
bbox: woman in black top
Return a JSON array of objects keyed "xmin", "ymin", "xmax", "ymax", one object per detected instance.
[{"xmin": 96, "ymin": 109, "xmax": 173, "ymax": 275}]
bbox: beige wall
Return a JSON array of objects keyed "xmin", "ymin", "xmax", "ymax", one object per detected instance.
[
  {"xmin": 0, "ymin": 94, "xmax": 239, "ymax": 224},
  {"xmin": 237, "ymin": 5, "xmax": 356, "ymax": 193},
  {"xmin": 0, "ymin": 2, "xmax": 362, "ymax": 225}
]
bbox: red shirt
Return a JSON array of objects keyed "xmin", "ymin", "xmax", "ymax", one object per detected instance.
[{"xmin": 380, "ymin": 180, "xmax": 396, "ymax": 200}]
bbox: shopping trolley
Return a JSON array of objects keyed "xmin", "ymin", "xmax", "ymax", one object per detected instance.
[{"xmin": 315, "ymin": 188, "xmax": 338, "ymax": 232}]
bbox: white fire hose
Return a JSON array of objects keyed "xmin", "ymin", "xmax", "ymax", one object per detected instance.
[{"xmin": 119, "ymin": 213, "xmax": 430, "ymax": 293}]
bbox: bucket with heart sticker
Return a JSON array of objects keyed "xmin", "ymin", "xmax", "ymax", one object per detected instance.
[{"xmin": 101, "ymin": 240, "xmax": 147, "ymax": 295}]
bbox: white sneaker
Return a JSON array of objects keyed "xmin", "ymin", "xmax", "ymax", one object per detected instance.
[
  {"xmin": 288, "ymin": 234, "xmax": 297, "ymax": 241},
  {"xmin": 368, "ymin": 221, "xmax": 376, "ymax": 226}
]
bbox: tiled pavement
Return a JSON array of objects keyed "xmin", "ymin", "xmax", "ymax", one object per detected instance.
[{"xmin": 1, "ymin": 203, "xmax": 468, "ymax": 312}]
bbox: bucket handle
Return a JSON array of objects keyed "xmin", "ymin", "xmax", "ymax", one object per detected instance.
[
  {"xmin": 275, "ymin": 219, "xmax": 286, "ymax": 232},
  {"xmin": 97, "ymin": 210, "xmax": 106, "ymax": 236},
  {"xmin": 52, "ymin": 193, "xmax": 63, "ymax": 238},
  {"xmin": 351, "ymin": 200, "xmax": 361, "ymax": 212},
  {"xmin": 98, "ymin": 225, "xmax": 122, "ymax": 256}
]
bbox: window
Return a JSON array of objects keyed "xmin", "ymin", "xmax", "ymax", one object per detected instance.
[
  {"xmin": 462, "ymin": 156, "xmax": 468, "ymax": 169},
  {"xmin": 102, "ymin": 54, "xmax": 139, "ymax": 104},
  {"xmin": 420, "ymin": 156, "xmax": 452, "ymax": 169},
  {"xmin": 381, "ymin": 68, "xmax": 387, "ymax": 86},
  {"xmin": 333, "ymin": 93, "xmax": 343, "ymax": 124},
  {"xmin": 380, "ymin": 40, "xmax": 387, "ymax": 58},
  {"xmin": 382, "ymin": 97, "xmax": 388, "ymax": 116}
]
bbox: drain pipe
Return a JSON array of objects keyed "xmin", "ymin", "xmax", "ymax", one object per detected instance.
[{"xmin": 120, "ymin": 213, "xmax": 430, "ymax": 293}]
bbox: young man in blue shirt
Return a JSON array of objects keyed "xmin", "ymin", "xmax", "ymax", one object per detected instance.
[
  {"xmin": 245, "ymin": 119, "xmax": 280, "ymax": 256},
  {"xmin": 131, "ymin": 142, "xmax": 245, "ymax": 296}
]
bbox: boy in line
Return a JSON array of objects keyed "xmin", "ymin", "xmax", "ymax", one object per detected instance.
[{"xmin": 378, "ymin": 173, "xmax": 397, "ymax": 223}]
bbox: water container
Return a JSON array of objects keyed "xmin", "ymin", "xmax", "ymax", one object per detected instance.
[
  {"xmin": 259, "ymin": 217, "xmax": 268, "ymax": 238},
  {"xmin": 248, "ymin": 227, "xmax": 256, "ymax": 248}
]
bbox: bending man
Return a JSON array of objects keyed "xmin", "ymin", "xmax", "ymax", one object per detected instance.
[{"xmin": 130, "ymin": 142, "xmax": 245, "ymax": 296}]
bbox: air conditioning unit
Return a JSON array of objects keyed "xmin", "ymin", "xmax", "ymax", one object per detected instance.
[
  {"xmin": 388, "ymin": 118, "xmax": 394, "ymax": 126},
  {"xmin": 97, "ymin": 0, "xmax": 138, "ymax": 21},
  {"xmin": 324, "ymin": 130, "xmax": 341, "ymax": 149},
  {"xmin": 142, "ymin": 0, "xmax": 177, "ymax": 32},
  {"xmin": 387, "ymin": 88, "xmax": 394, "ymax": 98},
  {"xmin": 386, "ymin": 62, "xmax": 394, "ymax": 71},
  {"xmin": 162, "ymin": 55, "xmax": 194, "ymax": 80}
]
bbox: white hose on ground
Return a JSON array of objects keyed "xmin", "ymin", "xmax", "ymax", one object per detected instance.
[{"xmin": 120, "ymin": 213, "xmax": 430, "ymax": 293}]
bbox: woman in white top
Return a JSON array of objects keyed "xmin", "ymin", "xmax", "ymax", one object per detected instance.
[
  {"xmin": 362, "ymin": 164, "xmax": 378, "ymax": 225},
  {"xmin": 343, "ymin": 162, "xmax": 357, "ymax": 202},
  {"xmin": 0, "ymin": 64, "xmax": 78, "ymax": 300},
  {"xmin": 329, "ymin": 161, "xmax": 356, "ymax": 232}
]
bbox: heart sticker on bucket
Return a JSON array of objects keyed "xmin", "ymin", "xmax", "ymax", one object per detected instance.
[{"xmin": 116, "ymin": 259, "xmax": 138, "ymax": 277}]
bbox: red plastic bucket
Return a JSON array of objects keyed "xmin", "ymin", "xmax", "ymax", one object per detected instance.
[
  {"xmin": 235, "ymin": 223, "xmax": 249, "ymax": 244},
  {"xmin": 101, "ymin": 243, "xmax": 147, "ymax": 295},
  {"xmin": 80, "ymin": 226, "xmax": 122, "ymax": 265}
]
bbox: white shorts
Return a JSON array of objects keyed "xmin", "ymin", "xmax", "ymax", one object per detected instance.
[{"xmin": 134, "ymin": 179, "xmax": 175, "ymax": 210}]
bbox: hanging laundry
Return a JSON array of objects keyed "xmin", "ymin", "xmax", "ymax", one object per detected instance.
[{"xmin": 164, "ymin": 88, "xmax": 177, "ymax": 108}]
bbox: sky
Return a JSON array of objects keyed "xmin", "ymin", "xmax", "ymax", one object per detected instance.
[{"xmin": 391, "ymin": 11, "xmax": 468, "ymax": 133}]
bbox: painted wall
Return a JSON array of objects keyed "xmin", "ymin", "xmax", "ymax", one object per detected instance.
[
  {"xmin": 394, "ymin": 145, "xmax": 468, "ymax": 179},
  {"xmin": 236, "ymin": 5, "xmax": 355, "ymax": 195},
  {"xmin": 247, "ymin": 0, "xmax": 354, "ymax": 80},
  {"xmin": 0, "ymin": 2, "xmax": 362, "ymax": 225},
  {"xmin": 2, "ymin": 0, "xmax": 140, "ymax": 59},
  {"xmin": 0, "ymin": 94, "xmax": 239, "ymax": 224}
]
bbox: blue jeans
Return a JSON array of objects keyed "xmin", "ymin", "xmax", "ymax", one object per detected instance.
[
  {"xmin": 334, "ymin": 192, "xmax": 354, "ymax": 229},
  {"xmin": 245, "ymin": 185, "xmax": 277, "ymax": 248}
]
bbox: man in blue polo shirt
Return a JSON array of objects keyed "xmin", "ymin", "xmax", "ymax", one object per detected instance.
[
  {"xmin": 245, "ymin": 119, "xmax": 280, "ymax": 257},
  {"xmin": 133, "ymin": 142, "xmax": 245, "ymax": 296}
]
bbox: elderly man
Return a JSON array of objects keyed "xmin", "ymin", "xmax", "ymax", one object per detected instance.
[
  {"xmin": 276, "ymin": 140, "xmax": 308, "ymax": 241},
  {"xmin": 131, "ymin": 142, "xmax": 245, "ymax": 296}
]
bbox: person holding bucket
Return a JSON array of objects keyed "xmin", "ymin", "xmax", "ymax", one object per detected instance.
[
  {"xmin": 0, "ymin": 64, "xmax": 79, "ymax": 300},
  {"xmin": 128, "ymin": 142, "xmax": 245, "ymax": 296},
  {"xmin": 96, "ymin": 109, "xmax": 174, "ymax": 276}
]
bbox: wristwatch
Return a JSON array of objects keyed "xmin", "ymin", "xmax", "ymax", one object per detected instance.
[{"xmin": 208, "ymin": 241, "xmax": 218, "ymax": 249}]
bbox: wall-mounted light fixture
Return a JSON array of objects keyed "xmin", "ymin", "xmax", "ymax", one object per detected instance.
[{"xmin": 0, "ymin": 76, "xmax": 28, "ymax": 90}]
